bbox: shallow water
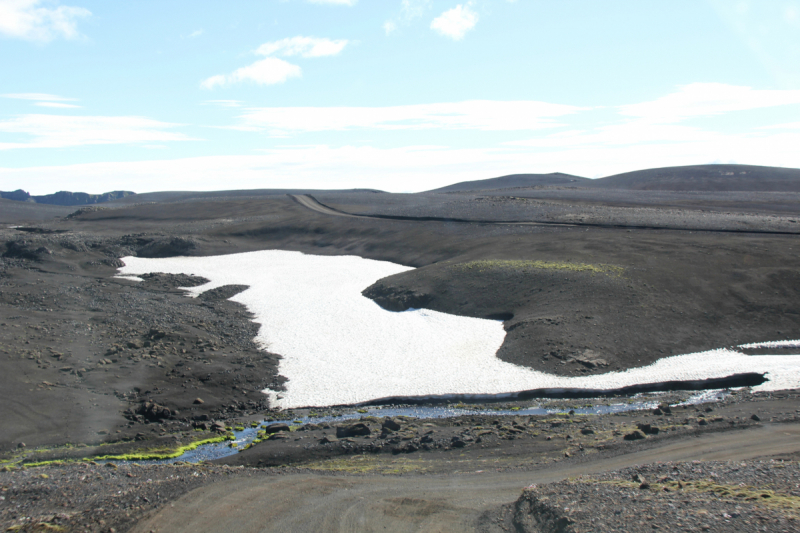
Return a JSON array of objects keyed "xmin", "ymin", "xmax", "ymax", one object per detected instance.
[{"xmin": 124, "ymin": 390, "xmax": 728, "ymax": 465}]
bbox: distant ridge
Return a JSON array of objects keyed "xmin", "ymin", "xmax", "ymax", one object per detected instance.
[
  {"xmin": 430, "ymin": 173, "xmax": 589, "ymax": 193},
  {"xmin": 0, "ymin": 190, "xmax": 135, "ymax": 206},
  {"xmin": 588, "ymin": 164, "xmax": 800, "ymax": 192}
]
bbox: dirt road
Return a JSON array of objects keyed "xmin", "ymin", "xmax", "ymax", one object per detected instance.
[{"xmin": 132, "ymin": 422, "xmax": 800, "ymax": 533}]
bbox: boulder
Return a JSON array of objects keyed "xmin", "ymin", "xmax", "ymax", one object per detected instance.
[
  {"xmin": 623, "ymin": 430, "xmax": 646, "ymax": 441},
  {"xmin": 336, "ymin": 422, "xmax": 371, "ymax": 438},
  {"xmin": 264, "ymin": 423, "xmax": 290, "ymax": 434},
  {"xmin": 135, "ymin": 401, "xmax": 171, "ymax": 421},
  {"xmin": 637, "ymin": 423, "xmax": 660, "ymax": 435},
  {"xmin": 382, "ymin": 418, "xmax": 402, "ymax": 431}
]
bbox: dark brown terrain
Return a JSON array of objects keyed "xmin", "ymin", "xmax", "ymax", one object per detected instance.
[{"xmin": 1, "ymin": 163, "xmax": 800, "ymax": 532}]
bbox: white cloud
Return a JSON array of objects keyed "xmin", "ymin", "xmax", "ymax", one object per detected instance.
[
  {"xmin": 255, "ymin": 36, "xmax": 349, "ymax": 58},
  {"xmin": 5, "ymin": 129, "xmax": 800, "ymax": 195},
  {"xmin": 201, "ymin": 57, "xmax": 301, "ymax": 89},
  {"xmin": 0, "ymin": 114, "xmax": 195, "ymax": 149},
  {"xmin": 234, "ymin": 100, "xmax": 585, "ymax": 135},
  {"xmin": 2, "ymin": 92, "xmax": 81, "ymax": 108},
  {"xmin": 508, "ymin": 84, "xmax": 800, "ymax": 151},
  {"xmin": 401, "ymin": 0, "xmax": 431, "ymax": 19},
  {"xmin": 35, "ymin": 101, "xmax": 80, "ymax": 108},
  {"xmin": 201, "ymin": 36, "xmax": 348, "ymax": 89},
  {"xmin": 188, "ymin": 29, "xmax": 203, "ymax": 38},
  {"xmin": 0, "ymin": 0, "xmax": 90, "ymax": 42},
  {"xmin": 307, "ymin": 0, "xmax": 357, "ymax": 5},
  {"xmin": 203, "ymin": 99, "xmax": 243, "ymax": 108},
  {"xmin": 761, "ymin": 122, "xmax": 800, "ymax": 130},
  {"xmin": 431, "ymin": 2, "xmax": 478, "ymax": 40},
  {"xmin": 2, "ymin": 92, "xmax": 77, "ymax": 101},
  {"xmin": 383, "ymin": 0, "xmax": 431, "ymax": 35},
  {"xmin": 620, "ymin": 83, "xmax": 800, "ymax": 123}
]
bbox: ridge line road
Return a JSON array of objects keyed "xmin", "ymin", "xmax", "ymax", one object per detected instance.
[{"xmin": 133, "ymin": 422, "xmax": 800, "ymax": 533}]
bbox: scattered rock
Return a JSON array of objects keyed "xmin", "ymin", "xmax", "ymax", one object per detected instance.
[
  {"xmin": 336, "ymin": 422, "xmax": 371, "ymax": 438},
  {"xmin": 637, "ymin": 423, "xmax": 660, "ymax": 435},
  {"xmin": 193, "ymin": 398, "xmax": 204, "ymax": 405},
  {"xmin": 382, "ymin": 418, "xmax": 402, "ymax": 431},
  {"xmin": 134, "ymin": 400, "xmax": 172, "ymax": 421},
  {"xmin": 624, "ymin": 430, "xmax": 646, "ymax": 441},
  {"xmin": 264, "ymin": 423, "xmax": 290, "ymax": 434},
  {"xmin": 751, "ymin": 414, "xmax": 761, "ymax": 421}
]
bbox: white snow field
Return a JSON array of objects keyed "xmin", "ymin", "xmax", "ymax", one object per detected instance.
[{"xmin": 118, "ymin": 250, "xmax": 800, "ymax": 409}]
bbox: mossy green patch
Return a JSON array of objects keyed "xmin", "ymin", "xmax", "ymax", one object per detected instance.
[
  {"xmin": 21, "ymin": 434, "xmax": 233, "ymax": 467},
  {"xmin": 593, "ymin": 478, "xmax": 800, "ymax": 512},
  {"xmin": 7, "ymin": 522, "xmax": 67, "ymax": 532},
  {"xmin": 304, "ymin": 454, "xmax": 430, "ymax": 475},
  {"xmin": 452, "ymin": 259, "xmax": 623, "ymax": 277}
]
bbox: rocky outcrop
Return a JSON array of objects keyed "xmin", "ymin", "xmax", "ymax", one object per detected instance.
[
  {"xmin": 136, "ymin": 237, "xmax": 197, "ymax": 258},
  {"xmin": 361, "ymin": 282, "xmax": 433, "ymax": 312}
]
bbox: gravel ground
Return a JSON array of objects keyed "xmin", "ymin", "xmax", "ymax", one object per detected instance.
[{"xmin": 482, "ymin": 460, "xmax": 800, "ymax": 533}]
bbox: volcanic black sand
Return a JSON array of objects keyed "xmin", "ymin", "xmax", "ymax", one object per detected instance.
[{"xmin": 1, "ymin": 163, "xmax": 800, "ymax": 532}]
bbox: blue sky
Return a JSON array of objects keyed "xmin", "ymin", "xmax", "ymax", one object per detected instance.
[{"xmin": 2, "ymin": 0, "xmax": 800, "ymax": 194}]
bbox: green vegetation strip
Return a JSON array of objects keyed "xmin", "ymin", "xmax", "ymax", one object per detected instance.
[
  {"xmin": 16, "ymin": 434, "xmax": 234, "ymax": 468},
  {"xmin": 591, "ymin": 478, "xmax": 800, "ymax": 511},
  {"xmin": 452, "ymin": 260, "xmax": 623, "ymax": 276}
]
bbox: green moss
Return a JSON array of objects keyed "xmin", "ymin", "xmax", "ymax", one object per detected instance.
[
  {"xmin": 7, "ymin": 523, "xmax": 66, "ymax": 532},
  {"xmin": 452, "ymin": 259, "xmax": 624, "ymax": 277},
  {"xmin": 22, "ymin": 434, "xmax": 233, "ymax": 467},
  {"xmin": 593, "ymin": 478, "xmax": 800, "ymax": 511},
  {"xmin": 250, "ymin": 421, "xmax": 259, "ymax": 428},
  {"xmin": 305, "ymin": 454, "xmax": 430, "ymax": 474}
]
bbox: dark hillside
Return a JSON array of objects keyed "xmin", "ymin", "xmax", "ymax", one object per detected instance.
[
  {"xmin": 430, "ymin": 173, "xmax": 588, "ymax": 193},
  {"xmin": 0, "ymin": 189, "xmax": 135, "ymax": 206},
  {"xmin": 588, "ymin": 164, "xmax": 800, "ymax": 192}
]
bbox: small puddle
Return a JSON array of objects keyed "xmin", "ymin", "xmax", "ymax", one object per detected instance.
[{"xmin": 118, "ymin": 390, "xmax": 728, "ymax": 465}]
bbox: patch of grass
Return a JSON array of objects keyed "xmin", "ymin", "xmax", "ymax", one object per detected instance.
[
  {"xmin": 21, "ymin": 434, "xmax": 233, "ymax": 467},
  {"xmin": 7, "ymin": 523, "xmax": 67, "ymax": 532},
  {"xmin": 452, "ymin": 259, "xmax": 624, "ymax": 277},
  {"xmin": 304, "ymin": 454, "xmax": 430, "ymax": 475},
  {"xmin": 592, "ymin": 478, "xmax": 800, "ymax": 511}
]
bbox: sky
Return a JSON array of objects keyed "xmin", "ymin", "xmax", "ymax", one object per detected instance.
[{"xmin": 1, "ymin": 0, "xmax": 800, "ymax": 194}]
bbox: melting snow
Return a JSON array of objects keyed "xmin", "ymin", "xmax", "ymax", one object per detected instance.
[{"xmin": 118, "ymin": 250, "xmax": 800, "ymax": 408}]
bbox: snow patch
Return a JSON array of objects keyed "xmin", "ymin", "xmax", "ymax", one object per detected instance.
[{"xmin": 117, "ymin": 250, "xmax": 800, "ymax": 408}]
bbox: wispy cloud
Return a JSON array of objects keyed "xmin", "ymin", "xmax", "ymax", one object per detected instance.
[
  {"xmin": 619, "ymin": 83, "xmax": 800, "ymax": 123},
  {"xmin": 203, "ymin": 99, "xmax": 244, "ymax": 108},
  {"xmin": 2, "ymin": 93, "xmax": 77, "ymax": 102},
  {"xmin": 384, "ymin": 0, "xmax": 431, "ymax": 36},
  {"xmin": 0, "ymin": 114, "xmax": 195, "ymax": 150},
  {"xmin": 307, "ymin": 0, "xmax": 357, "ymax": 5},
  {"xmin": 201, "ymin": 57, "xmax": 301, "ymax": 89},
  {"xmin": 431, "ymin": 2, "xmax": 478, "ymax": 40},
  {"xmin": 0, "ymin": 0, "xmax": 90, "ymax": 42},
  {"xmin": 255, "ymin": 36, "xmax": 349, "ymax": 58},
  {"xmin": 35, "ymin": 101, "xmax": 80, "ymax": 108},
  {"xmin": 2, "ymin": 92, "xmax": 81, "ymax": 108},
  {"xmin": 506, "ymin": 83, "xmax": 800, "ymax": 151},
  {"xmin": 201, "ymin": 36, "xmax": 348, "ymax": 89},
  {"xmin": 233, "ymin": 100, "xmax": 586, "ymax": 135},
  {"xmin": 188, "ymin": 29, "xmax": 203, "ymax": 38}
]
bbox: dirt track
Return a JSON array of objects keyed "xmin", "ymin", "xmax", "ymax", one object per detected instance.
[{"xmin": 132, "ymin": 422, "xmax": 800, "ymax": 533}]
